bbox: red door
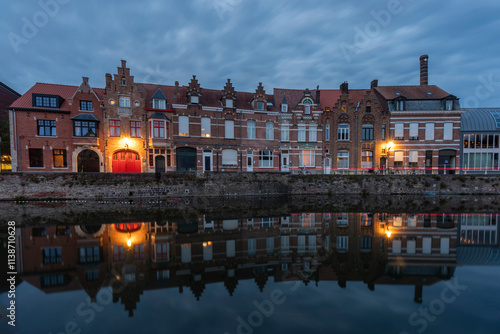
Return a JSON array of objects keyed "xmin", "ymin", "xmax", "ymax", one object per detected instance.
[{"xmin": 112, "ymin": 151, "xmax": 141, "ymax": 173}]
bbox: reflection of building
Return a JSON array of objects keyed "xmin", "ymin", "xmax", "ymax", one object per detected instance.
[
  {"xmin": 457, "ymin": 214, "xmax": 500, "ymax": 265},
  {"xmin": 17, "ymin": 210, "xmax": 467, "ymax": 315}
]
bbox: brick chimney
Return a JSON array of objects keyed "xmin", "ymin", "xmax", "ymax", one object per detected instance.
[
  {"xmin": 340, "ymin": 81, "xmax": 348, "ymax": 94},
  {"xmin": 420, "ymin": 55, "xmax": 429, "ymax": 86},
  {"xmin": 121, "ymin": 60, "xmax": 127, "ymax": 68},
  {"xmin": 316, "ymin": 85, "xmax": 320, "ymax": 104},
  {"xmin": 371, "ymin": 79, "xmax": 378, "ymax": 89}
]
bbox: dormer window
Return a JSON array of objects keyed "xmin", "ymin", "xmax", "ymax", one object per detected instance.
[
  {"xmin": 153, "ymin": 99, "xmax": 166, "ymax": 110},
  {"xmin": 33, "ymin": 94, "xmax": 60, "ymax": 108},
  {"xmin": 80, "ymin": 101, "xmax": 93, "ymax": 111},
  {"xmin": 341, "ymin": 103, "xmax": 347, "ymax": 113},
  {"xmin": 121, "ymin": 77, "xmax": 126, "ymax": 86},
  {"xmin": 445, "ymin": 100, "xmax": 454, "ymax": 111},
  {"xmin": 281, "ymin": 104, "xmax": 288, "ymax": 112},
  {"xmin": 225, "ymin": 99, "xmax": 233, "ymax": 108},
  {"xmin": 190, "ymin": 96, "xmax": 199, "ymax": 104},
  {"xmin": 395, "ymin": 100, "xmax": 405, "ymax": 111},
  {"xmin": 366, "ymin": 103, "xmax": 371, "ymax": 113},
  {"xmin": 302, "ymin": 98, "xmax": 313, "ymax": 114},
  {"xmin": 257, "ymin": 101, "xmax": 264, "ymax": 111}
]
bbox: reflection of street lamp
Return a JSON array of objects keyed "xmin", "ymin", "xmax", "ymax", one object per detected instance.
[{"xmin": 127, "ymin": 232, "xmax": 132, "ymax": 248}]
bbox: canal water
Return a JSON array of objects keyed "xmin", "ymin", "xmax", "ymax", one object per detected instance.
[{"xmin": 1, "ymin": 196, "xmax": 499, "ymax": 334}]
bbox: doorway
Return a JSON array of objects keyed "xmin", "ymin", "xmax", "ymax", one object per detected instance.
[{"xmin": 77, "ymin": 150, "xmax": 100, "ymax": 172}]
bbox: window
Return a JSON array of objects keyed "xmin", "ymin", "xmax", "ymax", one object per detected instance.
[
  {"xmin": 325, "ymin": 124, "xmax": 330, "ymax": 141},
  {"xmin": 341, "ymin": 103, "xmax": 346, "ymax": 113},
  {"xmin": 362, "ymin": 124, "xmax": 374, "ymax": 140},
  {"xmin": 113, "ymin": 245, "xmax": 125, "ymax": 261},
  {"xmin": 203, "ymin": 241, "xmax": 213, "ymax": 260},
  {"xmin": 445, "ymin": 100, "xmax": 454, "ymax": 111},
  {"xmin": 382, "ymin": 124, "xmax": 386, "ymax": 140},
  {"xmin": 395, "ymin": 100, "xmax": 404, "ymax": 111},
  {"xmin": 366, "ymin": 104, "xmax": 371, "ymax": 113},
  {"xmin": 298, "ymin": 124, "xmax": 306, "ymax": 142},
  {"xmin": 178, "ymin": 116, "xmax": 189, "ymax": 136},
  {"xmin": 337, "ymin": 236, "xmax": 348, "ymax": 253},
  {"xmin": 119, "ymin": 96, "xmax": 130, "ymax": 107},
  {"xmin": 74, "ymin": 121, "xmax": 97, "ymax": 137},
  {"xmin": 248, "ymin": 239, "xmax": 257, "ymax": 256},
  {"xmin": 86, "ymin": 271, "xmax": 99, "ymax": 281},
  {"xmin": 226, "ymin": 99, "xmax": 233, "ymax": 108},
  {"xmin": 222, "ymin": 149, "xmax": 238, "ymax": 166},
  {"xmin": 153, "ymin": 120, "xmax": 165, "ymax": 138},
  {"xmin": 155, "ymin": 243, "xmax": 169, "ymax": 261},
  {"xmin": 409, "ymin": 123, "xmax": 419, "ymax": 140},
  {"xmin": 337, "ymin": 213, "xmax": 348, "ymax": 226},
  {"xmin": 281, "ymin": 104, "xmax": 288, "ymax": 112},
  {"xmin": 33, "ymin": 94, "xmax": 58, "ymax": 108},
  {"xmin": 190, "ymin": 96, "xmax": 199, "ymax": 104},
  {"xmin": 395, "ymin": 123, "xmax": 404, "ymax": 139},
  {"xmin": 304, "ymin": 105, "xmax": 310, "ymax": 114},
  {"xmin": 266, "ymin": 237, "xmax": 274, "ymax": 255},
  {"xmin": 300, "ymin": 150, "xmax": 314, "ymax": 167},
  {"xmin": 79, "ymin": 247, "xmax": 101, "ymax": 263},
  {"xmin": 444, "ymin": 122, "xmax": 453, "ymax": 140},
  {"xmin": 281, "ymin": 125, "xmax": 290, "ymax": 142},
  {"xmin": 131, "ymin": 121, "xmax": 141, "ymax": 138},
  {"xmin": 80, "ymin": 101, "xmax": 93, "ymax": 111},
  {"xmin": 29, "ymin": 148, "xmax": 43, "ymax": 167},
  {"xmin": 303, "ymin": 99, "xmax": 312, "ymax": 114},
  {"xmin": 181, "ymin": 243, "xmax": 192, "ymax": 263},
  {"xmin": 43, "ymin": 248, "xmax": 61, "ymax": 264},
  {"xmin": 338, "ymin": 124, "xmax": 349, "ymax": 141},
  {"xmin": 121, "ymin": 78, "xmax": 126, "ymax": 86},
  {"xmin": 109, "ymin": 120, "xmax": 121, "ymax": 137},
  {"xmin": 201, "ymin": 117, "xmax": 211, "ymax": 137},
  {"xmin": 337, "ymin": 151, "xmax": 349, "ymax": 169},
  {"xmin": 134, "ymin": 244, "xmax": 145, "ymax": 260},
  {"xmin": 225, "ymin": 120, "xmax": 235, "ymax": 139},
  {"xmin": 409, "ymin": 150, "xmax": 418, "ymax": 167},
  {"xmin": 37, "ymin": 120, "xmax": 56, "ymax": 136},
  {"xmin": 257, "ymin": 101, "xmax": 264, "ymax": 111},
  {"xmin": 247, "ymin": 120, "xmax": 256, "ymax": 139},
  {"xmin": 425, "ymin": 123, "xmax": 435, "ymax": 140},
  {"xmin": 362, "ymin": 151, "xmax": 373, "ymax": 169},
  {"xmin": 259, "ymin": 150, "xmax": 273, "ymax": 168},
  {"xmin": 266, "ymin": 122, "xmax": 274, "ymax": 140},
  {"xmin": 309, "ymin": 125, "xmax": 317, "ymax": 142},
  {"xmin": 394, "ymin": 150, "xmax": 404, "ymax": 167},
  {"xmin": 53, "ymin": 149, "xmax": 67, "ymax": 168},
  {"xmin": 360, "ymin": 236, "xmax": 372, "ymax": 252},
  {"xmin": 153, "ymin": 99, "xmax": 166, "ymax": 109},
  {"xmin": 361, "ymin": 213, "xmax": 373, "ymax": 227}
]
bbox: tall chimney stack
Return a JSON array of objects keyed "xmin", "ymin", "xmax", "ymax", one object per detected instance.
[{"xmin": 420, "ymin": 55, "xmax": 429, "ymax": 86}]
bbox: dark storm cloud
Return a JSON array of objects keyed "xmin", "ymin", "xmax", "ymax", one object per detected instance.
[{"xmin": 1, "ymin": 0, "xmax": 500, "ymax": 106}]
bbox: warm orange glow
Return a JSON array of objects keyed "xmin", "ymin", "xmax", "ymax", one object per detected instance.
[
  {"xmin": 203, "ymin": 241, "xmax": 213, "ymax": 247},
  {"xmin": 123, "ymin": 137, "xmax": 131, "ymax": 148},
  {"xmin": 386, "ymin": 230, "xmax": 392, "ymax": 238},
  {"xmin": 127, "ymin": 239, "xmax": 132, "ymax": 247},
  {"xmin": 109, "ymin": 99, "xmax": 116, "ymax": 105},
  {"xmin": 203, "ymin": 242, "xmax": 207, "ymax": 247},
  {"xmin": 387, "ymin": 142, "xmax": 394, "ymax": 151}
]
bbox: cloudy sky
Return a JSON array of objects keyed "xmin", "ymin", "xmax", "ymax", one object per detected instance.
[{"xmin": 1, "ymin": 0, "xmax": 500, "ymax": 107}]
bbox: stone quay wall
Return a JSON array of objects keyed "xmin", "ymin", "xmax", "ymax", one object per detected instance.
[{"xmin": 0, "ymin": 172, "xmax": 499, "ymax": 201}]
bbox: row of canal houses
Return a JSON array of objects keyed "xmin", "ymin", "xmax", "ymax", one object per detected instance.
[{"xmin": 8, "ymin": 55, "xmax": 469, "ymax": 174}]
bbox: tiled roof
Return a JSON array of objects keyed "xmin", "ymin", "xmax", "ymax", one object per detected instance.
[
  {"xmin": 70, "ymin": 113, "xmax": 100, "ymax": 122},
  {"xmin": 273, "ymin": 88, "xmax": 317, "ymax": 110},
  {"xmin": 374, "ymin": 85, "xmax": 451, "ymax": 100},
  {"xmin": 93, "ymin": 88, "xmax": 105, "ymax": 101},
  {"xmin": 319, "ymin": 89, "xmax": 369, "ymax": 109},
  {"xmin": 9, "ymin": 83, "xmax": 79, "ymax": 110},
  {"xmin": 152, "ymin": 89, "xmax": 167, "ymax": 100},
  {"xmin": 148, "ymin": 112, "xmax": 171, "ymax": 120}
]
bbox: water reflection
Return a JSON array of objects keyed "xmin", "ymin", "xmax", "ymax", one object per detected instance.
[{"xmin": 12, "ymin": 212, "xmax": 500, "ymax": 317}]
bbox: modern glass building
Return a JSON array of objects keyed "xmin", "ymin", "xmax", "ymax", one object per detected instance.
[{"xmin": 461, "ymin": 108, "xmax": 500, "ymax": 173}]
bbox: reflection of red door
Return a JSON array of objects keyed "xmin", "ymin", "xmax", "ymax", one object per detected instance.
[{"xmin": 112, "ymin": 151, "xmax": 141, "ymax": 173}]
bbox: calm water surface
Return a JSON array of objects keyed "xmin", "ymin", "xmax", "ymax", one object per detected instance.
[{"xmin": 1, "ymin": 200, "xmax": 499, "ymax": 334}]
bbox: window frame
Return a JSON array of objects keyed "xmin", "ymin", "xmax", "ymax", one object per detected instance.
[
  {"xmin": 266, "ymin": 122, "xmax": 274, "ymax": 140},
  {"xmin": 130, "ymin": 121, "xmax": 141, "ymax": 138},
  {"xmin": 362, "ymin": 124, "xmax": 374, "ymax": 141},
  {"xmin": 259, "ymin": 150, "xmax": 273, "ymax": 168},
  {"xmin": 152, "ymin": 99, "xmax": 166, "ymax": 110},
  {"xmin": 178, "ymin": 116, "xmax": 189, "ymax": 136},
  {"xmin": 37, "ymin": 120, "xmax": 56, "ymax": 137},
  {"xmin": 73, "ymin": 120, "xmax": 97, "ymax": 137},
  {"xmin": 109, "ymin": 120, "xmax": 121, "ymax": 137},
  {"xmin": 201, "ymin": 117, "xmax": 211, "ymax": 138},
  {"xmin": 225, "ymin": 120, "xmax": 235, "ymax": 139},
  {"xmin": 298, "ymin": 124, "xmax": 306, "ymax": 142},
  {"xmin": 247, "ymin": 120, "xmax": 256, "ymax": 139},
  {"xmin": 29, "ymin": 148, "xmax": 43, "ymax": 168},
  {"xmin": 53, "ymin": 149, "xmax": 67, "ymax": 168},
  {"xmin": 309, "ymin": 125, "xmax": 317, "ymax": 142},
  {"xmin": 119, "ymin": 96, "xmax": 130, "ymax": 108},
  {"xmin": 152, "ymin": 120, "xmax": 166, "ymax": 139},
  {"xmin": 80, "ymin": 100, "xmax": 93, "ymax": 111},
  {"xmin": 337, "ymin": 124, "xmax": 349, "ymax": 141}
]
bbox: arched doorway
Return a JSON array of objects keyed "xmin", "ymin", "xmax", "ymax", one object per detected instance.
[
  {"xmin": 112, "ymin": 150, "xmax": 141, "ymax": 173},
  {"xmin": 155, "ymin": 155, "xmax": 166, "ymax": 173},
  {"xmin": 176, "ymin": 147, "xmax": 197, "ymax": 172},
  {"xmin": 438, "ymin": 149, "xmax": 457, "ymax": 174},
  {"xmin": 77, "ymin": 150, "xmax": 100, "ymax": 172}
]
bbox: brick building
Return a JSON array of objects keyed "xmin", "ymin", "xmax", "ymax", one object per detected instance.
[
  {"xmin": 9, "ymin": 79, "xmax": 105, "ymax": 172},
  {"xmin": 0, "ymin": 82, "xmax": 21, "ymax": 171}
]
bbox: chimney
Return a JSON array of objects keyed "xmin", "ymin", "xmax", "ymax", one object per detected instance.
[
  {"xmin": 420, "ymin": 55, "xmax": 429, "ymax": 86},
  {"xmin": 121, "ymin": 60, "xmax": 127, "ymax": 68},
  {"xmin": 174, "ymin": 81, "xmax": 179, "ymax": 97},
  {"xmin": 371, "ymin": 79, "xmax": 378, "ymax": 89},
  {"xmin": 340, "ymin": 81, "xmax": 348, "ymax": 94},
  {"xmin": 82, "ymin": 77, "xmax": 89, "ymax": 84},
  {"xmin": 316, "ymin": 85, "xmax": 320, "ymax": 104}
]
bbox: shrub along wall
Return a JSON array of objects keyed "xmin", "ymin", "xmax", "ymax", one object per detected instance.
[{"xmin": 0, "ymin": 172, "xmax": 499, "ymax": 200}]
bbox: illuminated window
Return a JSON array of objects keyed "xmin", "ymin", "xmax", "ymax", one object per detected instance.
[
  {"xmin": 131, "ymin": 121, "xmax": 141, "ymax": 138},
  {"xmin": 300, "ymin": 150, "xmax": 314, "ymax": 167},
  {"xmin": 337, "ymin": 152, "xmax": 349, "ymax": 169},
  {"xmin": 201, "ymin": 117, "xmax": 211, "ymax": 137},
  {"xmin": 53, "ymin": 149, "xmax": 67, "ymax": 168},
  {"xmin": 178, "ymin": 116, "xmax": 189, "ymax": 136}
]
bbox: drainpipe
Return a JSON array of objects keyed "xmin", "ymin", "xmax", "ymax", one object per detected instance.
[
  {"xmin": 216, "ymin": 104, "xmax": 220, "ymax": 172},
  {"xmin": 355, "ymin": 113, "xmax": 359, "ymax": 173},
  {"xmin": 102, "ymin": 105, "xmax": 107, "ymax": 173},
  {"xmin": 239, "ymin": 106, "xmax": 243, "ymax": 172}
]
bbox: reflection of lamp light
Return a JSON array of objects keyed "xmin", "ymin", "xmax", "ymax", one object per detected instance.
[
  {"xmin": 386, "ymin": 229, "xmax": 392, "ymax": 238},
  {"xmin": 127, "ymin": 239, "xmax": 132, "ymax": 247}
]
